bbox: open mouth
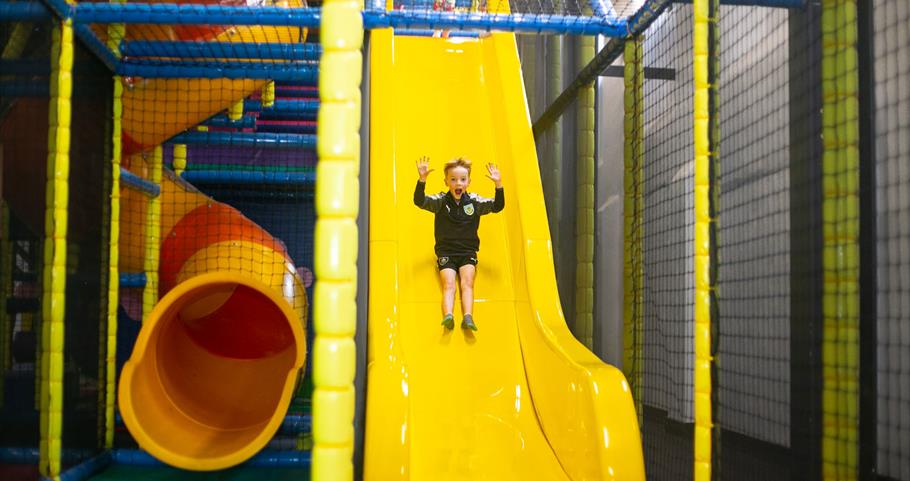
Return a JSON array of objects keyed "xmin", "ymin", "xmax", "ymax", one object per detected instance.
[{"xmin": 455, "ymin": 189, "xmax": 463, "ymax": 196}]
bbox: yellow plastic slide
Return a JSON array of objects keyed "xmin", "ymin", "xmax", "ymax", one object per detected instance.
[{"xmin": 365, "ymin": 29, "xmax": 645, "ymax": 481}]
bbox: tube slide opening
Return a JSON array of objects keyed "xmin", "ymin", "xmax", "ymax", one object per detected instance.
[{"xmin": 118, "ymin": 272, "xmax": 305, "ymax": 471}]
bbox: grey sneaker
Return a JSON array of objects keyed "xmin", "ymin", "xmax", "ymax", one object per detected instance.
[
  {"xmin": 461, "ymin": 314, "xmax": 477, "ymax": 331},
  {"xmin": 441, "ymin": 314, "xmax": 455, "ymax": 330}
]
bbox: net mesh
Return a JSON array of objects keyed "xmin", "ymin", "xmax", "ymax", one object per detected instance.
[
  {"xmin": 619, "ymin": 1, "xmax": 909, "ymax": 480},
  {"xmin": 1, "ymin": 23, "xmax": 52, "ymax": 474},
  {"xmin": 1, "ymin": 0, "xmax": 907, "ymax": 479},
  {"xmin": 873, "ymin": 1, "xmax": 909, "ymax": 479},
  {"xmin": 637, "ymin": 5, "xmax": 695, "ymax": 481},
  {"xmin": 714, "ymin": 5, "xmax": 794, "ymax": 480},
  {"xmin": 1, "ymin": 17, "xmax": 111, "ymax": 477}
]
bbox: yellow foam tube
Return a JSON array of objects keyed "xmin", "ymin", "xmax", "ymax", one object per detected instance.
[{"xmin": 118, "ymin": 171, "xmax": 308, "ymax": 471}]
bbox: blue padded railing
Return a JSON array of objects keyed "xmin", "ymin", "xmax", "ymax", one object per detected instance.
[
  {"xmin": 119, "ymin": 273, "xmax": 147, "ymax": 288},
  {"xmin": 169, "ymin": 131, "xmax": 317, "ymax": 149},
  {"xmin": 180, "ymin": 171, "xmax": 316, "ymax": 186},
  {"xmin": 73, "ymin": 3, "xmax": 322, "ymax": 26},
  {"xmin": 362, "ymin": 11, "xmax": 628, "ymax": 36},
  {"xmin": 117, "ymin": 61, "xmax": 319, "ymax": 81},
  {"xmin": 121, "ymin": 41, "xmax": 322, "ymax": 61},
  {"xmin": 58, "ymin": 453, "xmax": 113, "ymax": 481},
  {"xmin": 203, "ymin": 114, "xmax": 258, "ymax": 129},
  {"xmin": 119, "ymin": 168, "xmax": 161, "ymax": 198},
  {"xmin": 244, "ymin": 99, "xmax": 321, "ymax": 119},
  {"xmin": 111, "ymin": 449, "xmax": 310, "ymax": 467},
  {"xmin": 394, "ymin": 28, "xmax": 482, "ymax": 37}
]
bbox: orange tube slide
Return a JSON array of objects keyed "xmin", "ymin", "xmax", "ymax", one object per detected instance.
[{"xmin": 118, "ymin": 170, "xmax": 308, "ymax": 471}]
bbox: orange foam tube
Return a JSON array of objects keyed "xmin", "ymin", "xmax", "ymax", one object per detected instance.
[{"xmin": 118, "ymin": 173, "xmax": 308, "ymax": 471}]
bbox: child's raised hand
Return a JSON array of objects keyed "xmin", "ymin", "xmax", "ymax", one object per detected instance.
[
  {"xmin": 416, "ymin": 156, "xmax": 434, "ymax": 182},
  {"xmin": 485, "ymin": 163, "xmax": 502, "ymax": 187}
]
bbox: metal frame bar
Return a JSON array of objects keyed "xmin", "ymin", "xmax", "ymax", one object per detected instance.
[
  {"xmin": 856, "ymin": 0, "xmax": 877, "ymax": 477},
  {"xmin": 789, "ymin": 3, "xmax": 824, "ymax": 479}
]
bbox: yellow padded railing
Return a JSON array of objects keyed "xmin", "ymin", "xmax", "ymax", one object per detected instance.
[
  {"xmin": 312, "ymin": 0, "xmax": 363, "ymax": 477},
  {"xmin": 820, "ymin": 1, "xmax": 860, "ymax": 479},
  {"xmin": 622, "ymin": 37, "xmax": 644, "ymax": 425},
  {"xmin": 693, "ymin": 0, "xmax": 717, "ymax": 479},
  {"xmin": 40, "ymin": 19, "xmax": 74, "ymax": 481},
  {"xmin": 141, "ymin": 146, "xmax": 162, "ymax": 321},
  {"xmin": 574, "ymin": 36, "xmax": 595, "ymax": 349}
]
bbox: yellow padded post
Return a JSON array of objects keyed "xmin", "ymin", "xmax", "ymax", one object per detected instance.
[
  {"xmin": 141, "ymin": 147, "xmax": 163, "ymax": 321},
  {"xmin": 313, "ymin": 0, "xmax": 363, "ymax": 478},
  {"xmin": 820, "ymin": 1, "xmax": 860, "ymax": 479},
  {"xmin": 262, "ymin": 81, "xmax": 276, "ymax": 108},
  {"xmin": 574, "ymin": 36, "xmax": 595, "ymax": 349},
  {"xmin": 102, "ymin": 74, "xmax": 123, "ymax": 449},
  {"xmin": 622, "ymin": 37, "xmax": 644, "ymax": 425},
  {"xmin": 40, "ymin": 19, "xmax": 74, "ymax": 481},
  {"xmin": 172, "ymin": 144, "xmax": 187, "ymax": 177},
  {"xmin": 693, "ymin": 0, "xmax": 718, "ymax": 480},
  {"xmin": 102, "ymin": 12, "xmax": 125, "ymax": 449},
  {"xmin": 229, "ymin": 100, "xmax": 244, "ymax": 121}
]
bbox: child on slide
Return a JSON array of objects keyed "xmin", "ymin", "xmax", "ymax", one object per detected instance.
[{"xmin": 413, "ymin": 156, "xmax": 505, "ymax": 331}]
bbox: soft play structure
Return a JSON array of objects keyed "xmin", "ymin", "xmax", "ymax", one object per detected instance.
[
  {"xmin": 3, "ymin": 0, "xmax": 903, "ymax": 480},
  {"xmin": 110, "ymin": 27, "xmax": 644, "ymax": 480},
  {"xmin": 110, "ymin": 27, "xmax": 643, "ymax": 476}
]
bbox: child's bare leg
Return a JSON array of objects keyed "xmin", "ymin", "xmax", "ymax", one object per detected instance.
[
  {"xmin": 458, "ymin": 265, "xmax": 476, "ymax": 316},
  {"xmin": 458, "ymin": 265, "xmax": 478, "ymax": 331},
  {"xmin": 440, "ymin": 268, "xmax": 457, "ymax": 328}
]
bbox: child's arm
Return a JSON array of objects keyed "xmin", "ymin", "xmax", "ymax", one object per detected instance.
[
  {"xmin": 414, "ymin": 156, "xmax": 443, "ymax": 212},
  {"xmin": 475, "ymin": 163, "xmax": 505, "ymax": 215}
]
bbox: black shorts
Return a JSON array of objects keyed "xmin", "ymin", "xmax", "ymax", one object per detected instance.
[{"xmin": 437, "ymin": 255, "xmax": 477, "ymax": 272}]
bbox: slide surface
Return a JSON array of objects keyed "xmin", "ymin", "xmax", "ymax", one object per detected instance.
[{"xmin": 365, "ymin": 30, "xmax": 645, "ymax": 481}]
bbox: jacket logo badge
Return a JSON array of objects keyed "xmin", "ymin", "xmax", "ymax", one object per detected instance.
[{"xmin": 463, "ymin": 204, "xmax": 475, "ymax": 216}]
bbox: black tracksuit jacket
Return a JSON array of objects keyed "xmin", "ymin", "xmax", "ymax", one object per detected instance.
[{"xmin": 413, "ymin": 180, "xmax": 505, "ymax": 257}]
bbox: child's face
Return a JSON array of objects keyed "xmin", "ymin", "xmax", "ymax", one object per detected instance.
[{"xmin": 444, "ymin": 166, "xmax": 471, "ymax": 200}]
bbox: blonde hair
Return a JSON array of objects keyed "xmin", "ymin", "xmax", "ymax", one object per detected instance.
[{"xmin": 443, "ymin": 157, "xmax": 472, "ymax": 176}]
